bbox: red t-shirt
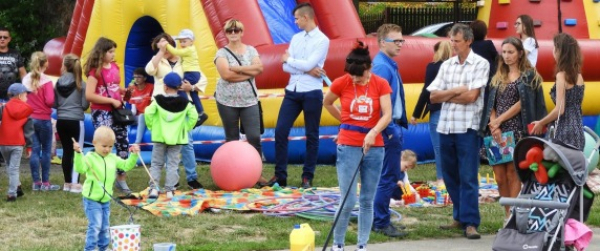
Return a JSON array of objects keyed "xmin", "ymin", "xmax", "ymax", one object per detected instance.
[
  {"xmin": 330, "ymin": 74, "xmax": 392, "ymax": 147},
  {"xmin": 89, "ymin": 62, "xmax": 122, "ymax": 111},
  {"xmin": 126, "ymin": 84, "xmax": 154, "ymax": 114}
]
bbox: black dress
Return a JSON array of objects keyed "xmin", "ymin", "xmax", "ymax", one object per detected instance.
[{"xmin": 550, "ymin": 83, "xmax": 585, "ymax": 151}]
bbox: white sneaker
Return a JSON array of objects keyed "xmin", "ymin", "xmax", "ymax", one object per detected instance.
[
  {"xmin": 63, "ymin": 183, "xmax": 71, "ymax": 192},
  {"xmin": 148, "ymin": 188, "xmax": 158, "ymax": 200},
  {"xmin": 356, "ymin": 245, "xmax": 367, "ymax": 251},
  {"xmin": 331, "ymin": 244, "xmax": 344, "ymax": 251},
  {"xmin": 69, "ymin": 184, "xmax": 83, "ymax": 193},
  {"xmin": 166, "ymin": 191, "xmax": 173, "ymax": 199}
]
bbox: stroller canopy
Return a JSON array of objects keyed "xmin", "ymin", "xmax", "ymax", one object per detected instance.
[{"xmin": 514, "ymin": 137, "xmax": 588, "ymax": 186}]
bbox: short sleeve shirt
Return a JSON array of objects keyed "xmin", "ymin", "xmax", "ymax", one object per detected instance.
[
  {"xmin": 214, "ymin": 46, "xmax": 259, "ymax": 107},
  {"xmin": 330, "ymin": 74, "xmax": 392, "ymax": 147},
  {"xmin": 0, "ymin": 49, "xmax": 24, "ymax": 100},
  {"xmin": 523, "ymin": 37, "xmax": 538, "ymax": 67},
  {"xmin": 89, "ymin": 62, "xmax": 121, "ymax": 111}
]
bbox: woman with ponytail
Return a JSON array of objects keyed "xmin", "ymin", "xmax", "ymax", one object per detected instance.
[
  {"xmin": 22, "ymin": 51, "xmax": 60, "ymax": 191},
  {"xmin": 55, "ymin": 54, "xmax": 89, "ymax": 193},
  {"xmin": 323, "ymin": 40, "xmax": 392, "ymax": 251}
]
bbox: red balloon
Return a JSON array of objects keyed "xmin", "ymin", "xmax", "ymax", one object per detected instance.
[{"xmin": 210, "ymin": 141, "xmax": 262, "ymax": 191}]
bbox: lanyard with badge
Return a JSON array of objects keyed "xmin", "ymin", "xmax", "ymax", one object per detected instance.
[{"xmin": 349, "ymin": 77, "xmax": 373, "ymax": 121}]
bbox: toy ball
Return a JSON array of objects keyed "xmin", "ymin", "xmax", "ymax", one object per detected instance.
[
  {"xmin": 584, "ymin": 131, "xmax": 599, "ymax": 173},
  {"xmin": 210, "ymin": 141, "xmax": 263, "ymax": 191}
]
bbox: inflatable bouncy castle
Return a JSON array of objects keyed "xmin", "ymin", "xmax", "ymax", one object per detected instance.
[{"xmin": 44, "ymin": 0, "xmax": 600, "ymax": 164}]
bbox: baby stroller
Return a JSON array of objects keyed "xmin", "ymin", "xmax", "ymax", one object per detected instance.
[{"xmin": 492, "ymin": 135, "xmax": 596, "ymax": 251}]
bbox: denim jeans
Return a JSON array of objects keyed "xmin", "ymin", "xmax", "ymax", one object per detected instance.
[
  {"xmin": 180, "ymin": 131, "xmax": 198, "ymax": 182},
  {"xmin": 30, "ymin": 119, "xmax": 53, "ymax": 183},
  {"xmin": 275, "ymin": 89, "xmax": 323, "ymax": 181},
  {"xmin": 83, "ymin": 197, "xmax": 111, "ymax": 251},
  {"xmin": 134, "ymin": 114, "xmax": 146, "ymax": 144},
  {"xmin": 0, "ymin": 146, "xmax": 23, "ymax": 197},
  {"xmin": 439, "ymin": 129, "xmax": 481, "ymax": 228},
  {"xmin": 428, "ymin": 111, "xmax": 443, "ymax": 179},
  {"xmin": 333, "ymin": 145, "xmax": 384, "ymax": 247}
]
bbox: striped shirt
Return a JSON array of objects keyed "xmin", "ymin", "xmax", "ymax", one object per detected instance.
[{"xmin": 426, "ymin": 50, "xmax": 489, "ymax": 134}]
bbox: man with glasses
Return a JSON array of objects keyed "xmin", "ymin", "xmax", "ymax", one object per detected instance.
[
  {"xmin": 370, "ymin": 23, "xmax": 408, "ymax": 238},
  {"xmin": 427, "ymin": 24, "xmax": 489, "ymax": 240},
  {"xmin": 0, "ymin": 27, "xmax": 26, "ymax": 102},
  {"xmin": 268, "ymin": 3, "xmax": 329, "ymax": 189}
]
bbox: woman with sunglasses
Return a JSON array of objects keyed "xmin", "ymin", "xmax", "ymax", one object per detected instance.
[
  {"xmin": 323, "ymin": 41, "xmax": 392, "ymax": 251},
  {"xmin": 515, "ymin": 14, "xmax": 539, "ymax": 67},
  {"xmin": 214, "ymin": 19, "xmax": 267, "ymax": 183}
]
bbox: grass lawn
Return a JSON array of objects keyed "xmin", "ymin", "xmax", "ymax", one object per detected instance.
[{"xmin": 1, "ymin": 161, "xmax": 598, "ymax": 251}]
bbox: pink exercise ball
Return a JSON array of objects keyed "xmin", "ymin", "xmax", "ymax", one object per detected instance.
[{"xmin": 210, "ymin": 141, "xmax": 263, "ymax": 191}]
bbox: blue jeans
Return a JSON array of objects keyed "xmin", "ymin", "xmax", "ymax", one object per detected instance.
[
  {"xmin": 275, "ymin": 89, "xmax": 323, "ymax": 181},
  {"xmin": 333, "ymin": 145, "xmax": 384, "ymax": 247},
  {"xmin": 134, "ymin": 114, "xmax": 146, "ymax": 144},
  {"xmin": 30, "ymin": 119, "xmax": 53, "ymax": 183},
  {"xmin": 83, "ymin": 197, "xmax": 111, "ymax": 251},
  {"xmin": 439, "ymin": 129, "xmax": 480, "ymax": 228},
  {"xmin": 373, "ymin": 123, "xmax": 403, "ymax": 229},
  {"xmin": 180, "ymin": 131, "xmax": 198, "ymax": 182},
  {"xmin": 428, "ymin": 111, "xmax": 443, "ymax": 179}
]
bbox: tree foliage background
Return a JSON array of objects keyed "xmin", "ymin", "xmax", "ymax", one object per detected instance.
[{"xmin": 0, "ymin": 0, "xmax": 75, "ymax": 67}]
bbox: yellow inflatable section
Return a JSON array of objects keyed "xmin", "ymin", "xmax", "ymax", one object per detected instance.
[{"xmin": 81, "ymin": 0, "xmax": 221, "ymax": 125}]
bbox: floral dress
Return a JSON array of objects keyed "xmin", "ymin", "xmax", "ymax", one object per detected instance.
[
  {"xmin": 550, "ymin": 83, "xmax": 585, "ymax": 151},
  {"xmin": 495, "ymin": 80, "xmax": 523, "ymax": 141}
]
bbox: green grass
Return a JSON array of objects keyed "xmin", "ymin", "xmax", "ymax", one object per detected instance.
[{"xmin": 0, "ymin": 162, "xmax": 598, "ymax": 251}]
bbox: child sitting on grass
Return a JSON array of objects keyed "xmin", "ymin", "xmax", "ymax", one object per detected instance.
[
  {"xmin": 390, "ymin": 150, "xmax": 418, "ymax": 206},
  {"xmin": 0, "ymin": 83, "xmax": 34, "ymax": 202},
  {"xmin": 73, "ymin": 126, "xmax": 140, "ymax": 251},
  {"xmin": 163, "ymin": 28, "xmax": 208, "ymax": 127},
  {"xmin": 145, "ymin": 72, "xmax": 198, "ymax": 199}
]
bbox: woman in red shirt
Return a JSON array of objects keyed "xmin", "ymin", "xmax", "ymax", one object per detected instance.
[
  {"xmin": 323, "ymin": 41, "xmax": 392, "ymax": 251},
  {"xmin": 125, "ymin": 68, "xmax": 154, "ymax": 144}
]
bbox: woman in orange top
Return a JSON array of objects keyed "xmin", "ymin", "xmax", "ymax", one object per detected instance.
[{"xmin": 323, "ymin": 41, "xmax": 392, "ymax": 251}]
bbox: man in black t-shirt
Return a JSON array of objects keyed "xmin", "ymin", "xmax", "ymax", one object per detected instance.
[{"xmin": 0, "ymin": 27, "xmax": 26, "ymax": 102}]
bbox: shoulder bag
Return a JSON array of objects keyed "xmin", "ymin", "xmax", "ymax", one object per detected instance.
[
  {"xmin": 223, "ymin": 47, "xmax": 264, "ymax": 134},
  {"xmin": 101, "ymin": 73, "xmax": 136, "ymax": 126}
]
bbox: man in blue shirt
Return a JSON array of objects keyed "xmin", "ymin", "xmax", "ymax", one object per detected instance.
[
  {"xmin": 266, "ymin": 3, "xmax": 330, "ymax": 189},
  {"xmin": 371, "ymin": 23, "xmax": 408, "ymax": 238}
]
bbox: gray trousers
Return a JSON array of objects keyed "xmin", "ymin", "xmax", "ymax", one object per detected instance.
[
  {"xmin": 216, "ymin": 102, "xmax": 262, "ymax": 155},
  {"xmin": 149, "ymin": 143, "xmax": 182, "ymax": 192},
  {"xmin": 0, "ymin": 146, "xmax": 23, "ymax": 197}
]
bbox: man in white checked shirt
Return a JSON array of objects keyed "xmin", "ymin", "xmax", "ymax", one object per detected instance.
[{"xmin": 427, "ymin": 24, "xmax": 489, "ymax": 240}]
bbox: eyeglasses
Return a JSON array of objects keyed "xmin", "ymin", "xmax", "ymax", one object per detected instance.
[
  {"xmin": 383, "ymin": 38, "xmax": 405, "ymax": 45},
  {"xmin": 226, "ymin": 28, "xmax": 243, "ymax": 34},
  {"xmin": 346, "ymin": 58, "xmax": 367, "ymax": 64},
  {"xmin": 0, "ymin": 36, "xmax": 9, "ymax": 40},
  {"xmin": 514, "ymin": 22, "xmax": 521, "ymax": 27}
]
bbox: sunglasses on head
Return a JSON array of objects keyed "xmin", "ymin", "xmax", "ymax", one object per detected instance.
[
  {"xmin": 226, "ymin": 28, "xmax": 243, "ymax": 34},
  {"xmin": 346, "ymin": 58, "xmax": 367, "ymax": 64},
  {"xmin": 0, "ymin": 36, "xmax": 9, "ymax": 40}
]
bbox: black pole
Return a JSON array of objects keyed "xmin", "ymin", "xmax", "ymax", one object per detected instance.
[
  {"xmin": 454, "ymin": 0, "xmax": 459, "ymax": 24},
  {"xmin": 557, "ymin": 0, "xmax": 562, "ymax": 33}
]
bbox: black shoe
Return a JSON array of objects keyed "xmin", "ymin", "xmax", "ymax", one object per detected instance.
[
  {"xmin": 194, "ymin": 113, "xmax": 209, "ymax": 128},
  {"xmin": 301, "ymin": 178, "xmax": 312, "ymax": 189},
  {"xmin": 373, "ymin": 225, "xmax": 408, "ymax": 238},
  {"xmin": 175, "ymin": 182, "xmax": 180, "ymax": 189},
  {"xmin": 187, "ymin": 180, "xmax": 203, "ymax": 189},
  {"xmin": 259, "ymin": 176, "xmax": 286, "ymax": 187},
  {"xmin": 6, "ymin": 195, "xmax": 16, "ymax": 202},
  {"xmin": 16, "ymin": 185, "xmax": 24, "ymax": 197}
]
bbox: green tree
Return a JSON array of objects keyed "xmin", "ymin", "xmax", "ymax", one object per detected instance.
[{"xmin": 0, "ymin": 0, "xmax": 74, "ymax": 67}]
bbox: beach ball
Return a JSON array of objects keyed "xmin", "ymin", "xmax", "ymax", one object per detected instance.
[
  {"xmin": 584, "ymin": 130, "xmax": 599, "ymax": 173},
  {"xmin": 210, "ymin": 141, "xmax": 262, "ymax": 191}
]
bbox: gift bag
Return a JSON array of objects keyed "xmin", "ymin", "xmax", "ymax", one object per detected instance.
[{"xmin": 484, "ymin": 131, "xmax": 516, "ymax": 165}]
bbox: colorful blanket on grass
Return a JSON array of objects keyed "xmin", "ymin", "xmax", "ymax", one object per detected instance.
[{"xmin": 122, "ymin": 183, "xmax": 499, "ymax": 217}]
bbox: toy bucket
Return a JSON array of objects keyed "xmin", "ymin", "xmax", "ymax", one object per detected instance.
[
  {"xmin": 110, "ymin": 224, "xmax": 141, "ymax": 251},
  {"xmin": 153, "ymin": 242, "xmax": 176, "ymax": 251}
]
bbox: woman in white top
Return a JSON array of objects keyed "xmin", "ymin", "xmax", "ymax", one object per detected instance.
[{"xmin": 515, "ymin": 14, "xmax": 539, "ymax": 67}]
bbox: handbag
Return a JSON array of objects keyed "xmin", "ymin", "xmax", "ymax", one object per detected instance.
[
  {"xmin": 223, "ymin": 47, "xmax": 264, "ymax": 134},
  {"xmin": 101, "ymin": 73, "xmax": 136, "ymax": 126},
  {"xmin": 492, "ymin": 229, "xmax": 545, "ymax": 251},
  {"xmin": 484, "ymin": 131, "xmax": 516, "ymax": 165}
]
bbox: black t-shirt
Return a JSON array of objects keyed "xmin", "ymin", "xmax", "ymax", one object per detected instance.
[{"xmin": 0, "ymin": 49, "xmax": 24, "ymax": 100}]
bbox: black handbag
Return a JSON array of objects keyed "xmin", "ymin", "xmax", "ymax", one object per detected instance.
[
  {"xmin": 101, "ymin": 73, "xmax": 136, "ymax": 126},
  {"xmin": 223, "ymin": 47, "xmax": 264, "ymax": 134}
]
